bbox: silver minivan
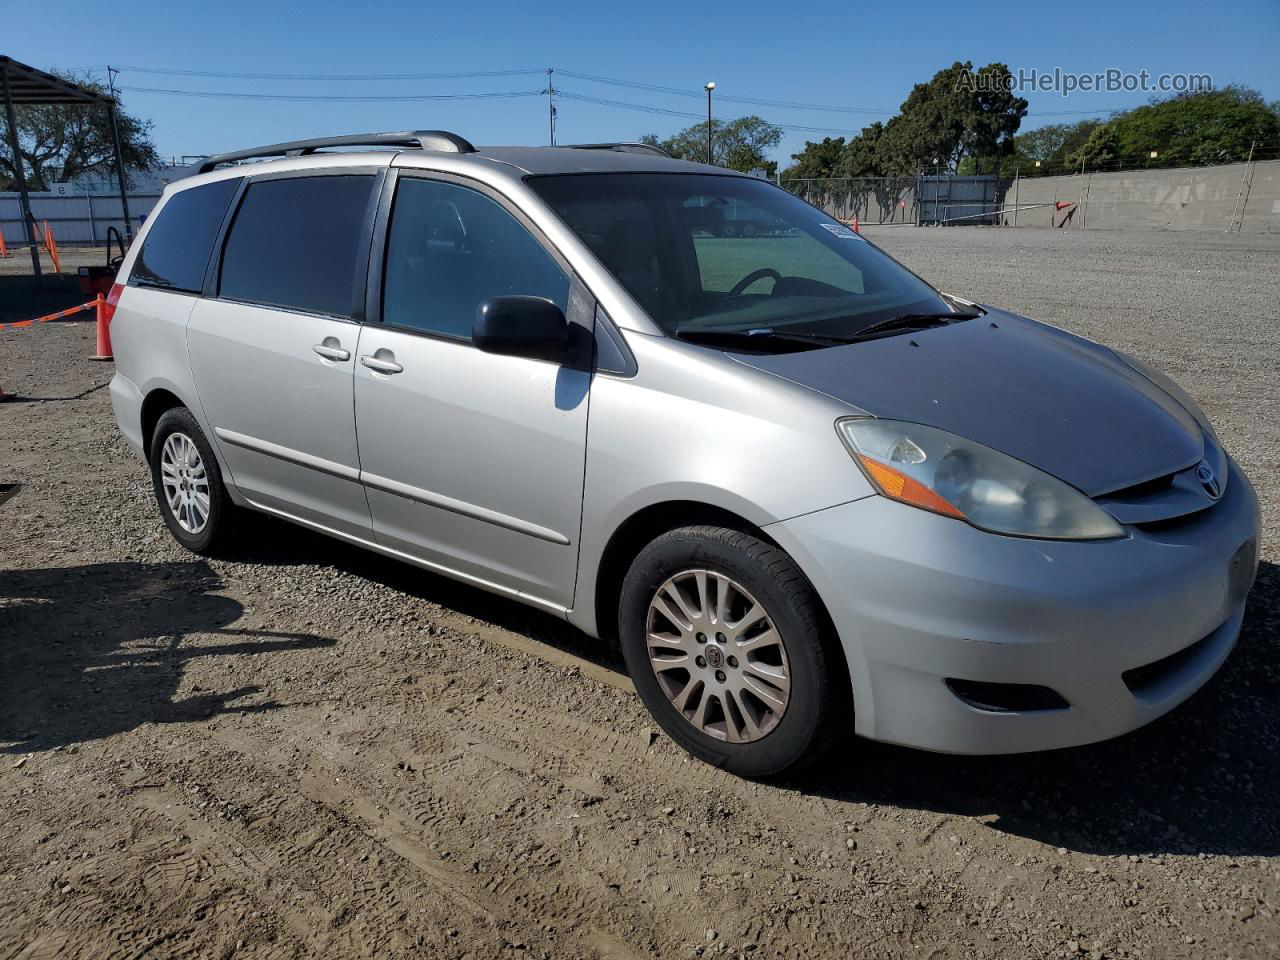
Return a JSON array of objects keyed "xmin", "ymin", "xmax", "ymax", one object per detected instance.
[{"xmin": 108, "ymin": 131, "xmax": 1260, "ymax": 777}]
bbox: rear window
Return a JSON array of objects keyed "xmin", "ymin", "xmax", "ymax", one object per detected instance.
[
  {"xmin": 130, "ymin": 178, "xmax": 239, "ymax": 292},
  {"xmin": 219, "ymin": 175, "xmax": 375, "ymax": 317}
]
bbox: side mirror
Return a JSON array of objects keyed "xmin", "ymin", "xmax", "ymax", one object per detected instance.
[{"xmin": 473, "ymin": 296, "xmax": 569, "ymax": 364}]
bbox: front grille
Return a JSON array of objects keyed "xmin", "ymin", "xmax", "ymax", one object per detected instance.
[
  {"xmin": 1105, "ymin": 472, "xmax": 1176, "ymax": 500},
  {"xmin": 945, "ymin": 679, "xmax": 1069, "ymax": 713},
  {"xmin": 1097, "ymin": 458, "xmax": 1222, "ymax": 528},
  {"xmin": 1132, "ymin": 508, "xmax": 1211, "ymax": 534}
]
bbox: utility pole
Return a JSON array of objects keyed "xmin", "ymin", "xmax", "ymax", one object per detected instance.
[
  {"xmin": 704, "ymin": 82, "xmax": 715, "ymax": 165},
  {"xmin": 1012, "ymin": 168, "xmax": 1020, "ymax": 227},
  {"xmin": 546, "ymin": 68, "xmax": 556, "ymax": 146},
  {"xmin": 106, "ymin": 66, "xmax": 134, "ymax": 243}
]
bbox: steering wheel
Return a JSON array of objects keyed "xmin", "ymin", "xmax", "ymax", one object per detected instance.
[{"xmin": 726, "ymin": 267, "xmax": 782, "ymax": 298}]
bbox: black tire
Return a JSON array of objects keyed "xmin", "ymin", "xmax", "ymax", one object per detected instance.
[
  {"xmin": 148, "ymin": 407, "xmax": 239, "ymax": 555},
  {"xmin": 618, "ymin": 525, "xmax": 843, "ymax": 778}
]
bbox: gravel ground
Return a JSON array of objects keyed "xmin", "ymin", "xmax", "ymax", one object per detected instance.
[{"xmin": 1, "ymin": 228, "xmax": 1278, "ymax": 960}]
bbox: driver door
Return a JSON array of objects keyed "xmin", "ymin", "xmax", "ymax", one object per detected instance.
[{"xmin": 353, "ymin": 173, "xmax": 593, "ymax": 611}]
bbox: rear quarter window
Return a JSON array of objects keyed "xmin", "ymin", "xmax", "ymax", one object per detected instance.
[
  {"xmin": 218, "ymin": 175, "xmax": 375, "ymax": 317},
  {"xmin": 130, "ymin": 178, "xmax": 240, "ymax": 292}
]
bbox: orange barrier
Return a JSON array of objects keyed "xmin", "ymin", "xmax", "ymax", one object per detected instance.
[
  {"xmin": 0, "ymin": 231, "xmax": 8, "ymax": 257},
  {"xmin": 42, "ymin": 221, "xmax": 61, "ymax": 274},
  {"xmin": 0, "ymin": 294, "xmax": 103, "ymax": 330}
]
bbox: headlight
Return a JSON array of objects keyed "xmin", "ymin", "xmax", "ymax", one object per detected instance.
[
  {"xmin": 838, "ymin": 418, "xmax": 1124, "ymax": 541},
  {"xmin": 1113, "ymin": 351, "xmax": 1227, "ymax": 497}
]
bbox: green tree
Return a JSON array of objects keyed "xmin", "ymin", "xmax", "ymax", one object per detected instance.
[
  {"xmin": 1001, "ymin": 119, "xmax": 1104, "ymax": 176},
  {"xmin": 0, "ymin": 71, "xmax": 159, "ymax": 191},
  {"xmin": 1065, "ymin": 124, "xmax": 1121, "ymax": 169},
  {"xmin": 872, "ymin": 61, "xmax": 1027, "ymax": 175},
  {"xmin": 838, "ymin": 122, "xmax": 886, "ymax": 178},
  {"xmin": 781, "ymin": 136, "xmax": 845, "ymax": 180},
  {"xmin": 1106, "ymin": 86, "xmax": 1278, "ymax": 166},
  {"xmin": 1051, "ymin": 87, "xmax": 1278, "ymax": 173},
  {"xmin": 641, "ymin": 116, "xmax": 782, "ymax": 175}
]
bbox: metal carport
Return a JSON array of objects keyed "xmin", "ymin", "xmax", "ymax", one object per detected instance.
[{"xmin": 1, "ymin": 55, "xmax": 134, "ymax": 279}]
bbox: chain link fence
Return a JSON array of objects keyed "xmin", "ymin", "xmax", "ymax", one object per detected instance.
[{"xmin": 780, "ymin": 177, "xmax": 919, "ymax": 224}]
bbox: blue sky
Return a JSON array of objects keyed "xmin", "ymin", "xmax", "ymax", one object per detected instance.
[{"xmin": 12, "ymin": 0, "xmax": 1279, "ymax": 164}]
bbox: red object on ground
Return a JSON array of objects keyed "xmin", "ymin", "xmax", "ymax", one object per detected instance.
[
  {"xmin": 1055, "ymin": 201, "xmax": 1076, "ymax": 210},
  {"xmin": 0, "ymin": 230, "xmax": 8, "ymax": 257},
  {"xmin": 852, "ymin": 216, "xmax": 860, "ymax": 234},
  {"xmin": 78, "ymin": 265, "xmax": 118, "ymax": 296},
  {"xmin": 90, "ymin": 288, "xmax": 120, "ymax": 361}
]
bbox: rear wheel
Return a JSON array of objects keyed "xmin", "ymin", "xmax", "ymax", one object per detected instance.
[
  {"xmin": 149, "ymin": 407, "xmax": 239, "ymax": 554},
  {"xmin": 618, "ymin": 525, "xmax": 841, "ymax": 777}
]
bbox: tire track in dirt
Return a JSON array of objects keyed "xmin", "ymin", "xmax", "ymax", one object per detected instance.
[{"xmin": 207, "ymin": 720, "xmax": 650, "ymax": 960}]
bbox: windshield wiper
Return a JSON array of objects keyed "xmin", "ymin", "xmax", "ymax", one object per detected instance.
[
  {"xmin": 674, "ymin": 327, "xmax": 852, "ymax": 350},
  {"xmin": 674, "ymin": 311, "xmax": 982, "ymax": 351},
  {"xmin": 850, "ymin": 310, "xmax": 980, "ymax": 340}
]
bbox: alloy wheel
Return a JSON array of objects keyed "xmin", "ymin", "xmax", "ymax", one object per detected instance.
[
  {"xmin": 645, "ymin": 569, "xmax": 791, "ymax": 743},
  {"xmin": 159, "ymin": 432, "xmax": 211, "ymax": 534}
]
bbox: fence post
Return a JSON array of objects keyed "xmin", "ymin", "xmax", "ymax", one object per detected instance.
[{"xmin": 87, "ymin": 193, "xmax": 96, "ymax": 245}]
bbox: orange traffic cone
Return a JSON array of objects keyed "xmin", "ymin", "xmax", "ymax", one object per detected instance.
[
  {"xmin": 852, "ymin": 216, "xmax": 859, "ymax": 234},
  {"xmin": 89, "ymin": 294, "xmax": 113, "ymax": 361}
]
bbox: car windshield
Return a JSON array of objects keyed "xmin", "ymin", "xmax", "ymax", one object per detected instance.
[{"xmin": 529, "ymin": 173, "xmax": 958, "ymax": 348}]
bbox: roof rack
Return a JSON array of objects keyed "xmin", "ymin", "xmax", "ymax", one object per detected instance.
[
  {"xmin": 196, "ymin": 130, "xmax": 476, "ymax": 174},
  {"xmin": 560, "ymin": 142, "xmax": 672, "ymax": 158}
]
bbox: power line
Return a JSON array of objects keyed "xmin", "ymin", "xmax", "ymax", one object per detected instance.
[
  {"xmin": 557, "ymin": 69, "xmax": 893, "ymax": 116},
  {"xmin": 112, "ymin": 65, "xmax": 545, "ymax": 81},
  {"xmin": 123, "ymin": 86, "xmax": 545, "ymax": 103},
  {"xmin": 555, "ymin": 90, "xmax": 863, "ymax": 136}
]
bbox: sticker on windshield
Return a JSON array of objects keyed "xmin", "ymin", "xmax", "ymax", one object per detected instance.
[{"xmin": 820, "ymin": 222, "xmax": 859, "ymax": 239}]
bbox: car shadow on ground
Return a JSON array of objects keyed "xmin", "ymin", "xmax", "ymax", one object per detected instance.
[
  {"xmin": 217, "ymin": 518, "xmax": 1279, "ymax": 859},
  {"xmin": 0, "ymin": 560, "xmax": 335, "ymax": 754},
  {"xmin": 221, "ymin": 515, "xmax": 625, "ymax": 677}
]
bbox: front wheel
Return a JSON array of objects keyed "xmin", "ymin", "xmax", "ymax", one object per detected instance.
[{"xmin": 618, "ymin": 525, "xmax": 843, "ymax": 778}]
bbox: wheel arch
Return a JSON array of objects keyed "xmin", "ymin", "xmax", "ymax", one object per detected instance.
[
  {"xmin": 140, "ymin": 387, "xmax": 189, "ymax": 462},
  {"xmin": 592, "ymin": 498, "xmax": 855, "ymax": 751},
  {"xmin": 589, "ymin": 499, "xmax": 844, "ymax": 666}
]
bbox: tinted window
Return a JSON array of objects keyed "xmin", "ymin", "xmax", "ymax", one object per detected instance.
[
  {"xmin": 131, "ymin": 178, "xmax": 239, "ymax": 292},
  {"xmin": 383, "ymin": 178, "xmax": 568, "ymax": 340},
  {"xmin": 531, "ymin": 173, "xmax": 948, "ymax": 342},
  {"xmin": 220, "ymin": 175, "xmax": 374, "ymax": 316}
]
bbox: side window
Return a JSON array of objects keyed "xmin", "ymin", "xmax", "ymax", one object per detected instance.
[
  {"xmin": 131, "ymin": 178, "xmax": 239, "ymax": 292},
  {"xmin": 382, "ymin": 178, "xmax": 569, "ymax": 340},
  {"xmin": 219, "ymin": 175, "xmax": 375, "ymax": 317}
]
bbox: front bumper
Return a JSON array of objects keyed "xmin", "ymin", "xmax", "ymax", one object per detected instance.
[{"xmin": 768, "ymin": 458, "xmax": 1261, "ymax": 754}]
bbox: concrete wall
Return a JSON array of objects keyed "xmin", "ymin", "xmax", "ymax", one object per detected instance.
[{"xmin": 1005, "ymin": 160, "xmax": 1279, "ymax": 233}]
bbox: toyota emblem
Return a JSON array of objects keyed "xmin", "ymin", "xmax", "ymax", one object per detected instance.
[{"xmin": 1196, "ymin": 462, "xmax": 1221, "ymax": 500}]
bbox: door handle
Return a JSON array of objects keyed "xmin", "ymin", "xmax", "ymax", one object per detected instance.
[
  {"xmin": 312, "ymin": 338, "xmax": 350, "ymax": 362},
  {"xmin": 360, "ymin": 350, "xmax": 403, "ymax": 375},
  {"xmin": 311, "ymin": 343, "xmax": 350, "ymax": 363}
]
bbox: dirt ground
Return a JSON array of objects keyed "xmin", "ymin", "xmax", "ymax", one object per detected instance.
[{"xmin": 2, "ymin": 230, "xmax": 1278, "ymax": 960}]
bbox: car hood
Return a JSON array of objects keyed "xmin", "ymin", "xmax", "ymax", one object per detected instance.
[{"xmin": 732, "ymin": 309, "xmax": 1203, "ymax": 497}]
